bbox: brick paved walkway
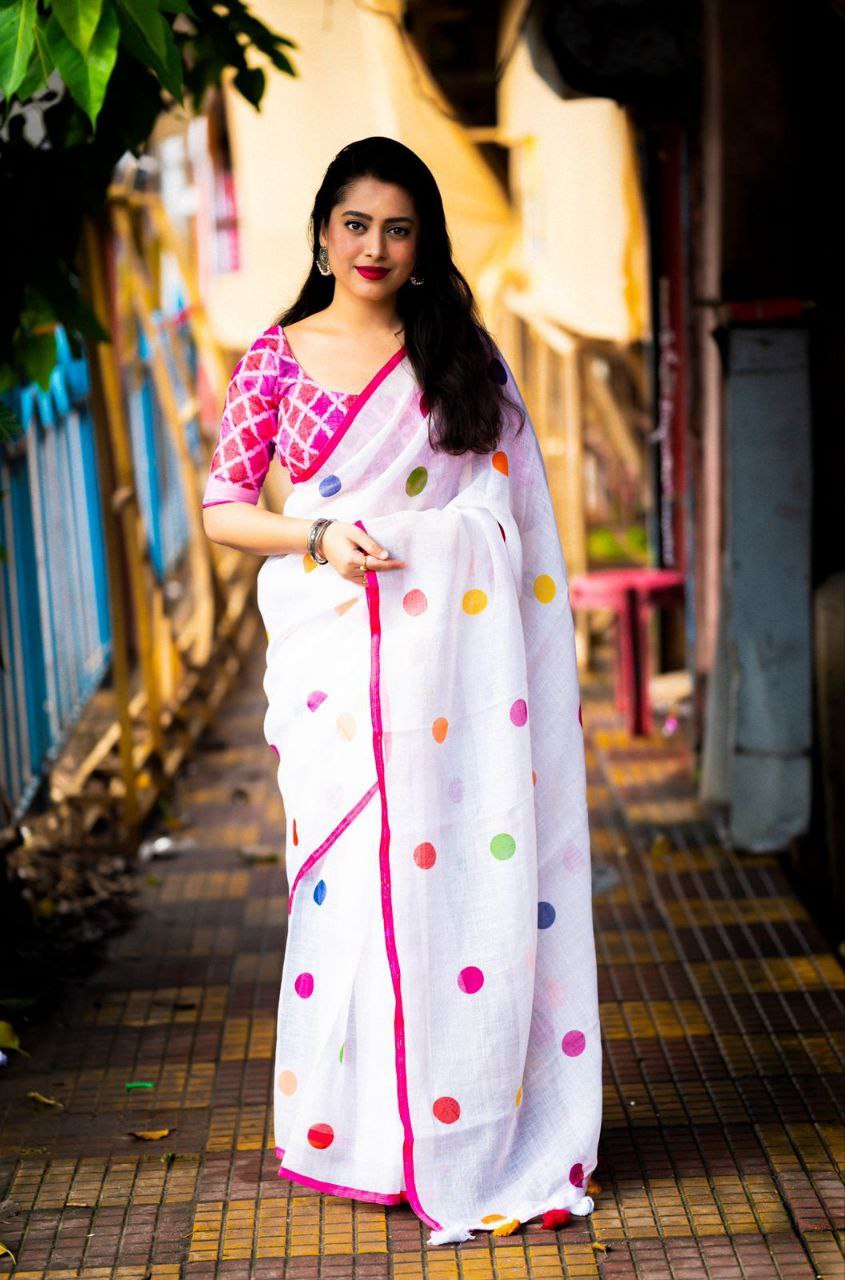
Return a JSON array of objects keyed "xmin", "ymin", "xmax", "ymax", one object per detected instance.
[{"xmin": 1, "ymin": 631, "xmax": 843, "ymax": 1279}]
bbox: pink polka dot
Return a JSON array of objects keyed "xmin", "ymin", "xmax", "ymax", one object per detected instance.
[
  {"xmin": 269, "ymin": 744, "xmax": 279, "ymax": 758},
  {"xmin": 403, "ymin": 588, "xmax": 428, "ymax": 616},
  {"xmin": 414, "ymin": 841, "xmax": 437, "ymax": 869},
  {"xmin": 308, "ymin": 1122, "xmax": 334, "ymax": 1149},
  {"xmin": 569, "ymin": 1162, "xmax": 585, "ymax": 1187},
  {"xmin": 433, "ymin": 1096, "xmax": 460, "ymax": 1124},
  {"xmin": 510, "ymin": 698, "xmax": 528, "ymax": 727},
  {"xmin": 562, "ymin": 1030, "xmax": 586, "ymax": 1057},
  {"xmin": 294, "ymin": 972, "xmax": 314, "ymax": 998},
  {"xmin": 307, "ymin": 691, "xmax": 327, "ymax": 712},
  {"xmin": 457, "ymin": 966, "xmax": 484, "ymax": 994},
  {"xmin": 419, "ymin": 393, "xmax": 430, "ymax": 416}
]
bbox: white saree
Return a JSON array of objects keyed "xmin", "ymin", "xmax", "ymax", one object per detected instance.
[{"xmin": 256, "ymin": 343, "xmax": 602, "ymax": 1245}]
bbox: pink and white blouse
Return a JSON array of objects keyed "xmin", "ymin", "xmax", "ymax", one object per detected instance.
[{"xmin": 202, "ymin": 325, "xmax": 358, "ymax": 507}]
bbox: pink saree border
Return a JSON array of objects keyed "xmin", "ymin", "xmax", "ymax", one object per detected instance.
[
  {"xmin": 290, "ymin": 343, "xmax": 408, "ymax": 484},
  {"xmin": 287, "ymin": 781, "xmax": 379, "ymax": 914},
  {"xmin": 355, "ymin": 519, "xmax": 442, "ymax": 1234},
  {"xmin": 276, "ymin": 1160, "xmax": 405, "ymax": 1206}
]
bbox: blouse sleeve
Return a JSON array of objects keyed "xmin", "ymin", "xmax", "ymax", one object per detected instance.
[{"xmin": 202, "ymin": 328, "xmax": 283, "ymax": 507}]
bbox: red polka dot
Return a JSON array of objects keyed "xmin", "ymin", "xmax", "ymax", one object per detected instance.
[
  {"xmin": 492, "ymin": 450, "xmax": 509, "ymax": 475},
  {"xmin": 457, "ymin": 966, "xmax": 484, "ymax": 994},
  {"xmin": 294, "ymin": 972, "xmax": 314, "ymax": 998},
  {"xmin": 292, "ymin": 818, "xmax": 298, "ymax": 846},
  {"xmin": 403, "ymin": 588, "xmax": 428, "ymax": 616},
  {"xmin": 433, "ymin": 1096, "xmax": 460, "ymax": 1124},
  {"xmin": 308, "ymin": 1122, "xmax": 334, "ymax": 1149},
  {"xmin": 413, "ymin": 841, "xmax": 437, "ymax": 869},
  {"xmin": 510, "ymin": 698, "xmax": 528, "ymax": 726},
  {"xmin": 569, "ymin": 1162, "xmax": 585, "ymax": 1187},
  {"xmin": 562, "ymin": 1029, "xmax": 586, "ymax": 1056},
  {"xmin": 419, "ymin": 393, "xmax": 430, "ymax": 416}
]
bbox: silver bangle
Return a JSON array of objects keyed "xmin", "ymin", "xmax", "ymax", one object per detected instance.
[{"xmin": 308, "ymin": 517, "xmax": 334, "ymax": 564}]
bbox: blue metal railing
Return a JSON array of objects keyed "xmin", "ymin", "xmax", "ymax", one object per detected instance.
[{"xmin": 0, "ymin": 309, "xmax": 203, "ymax": 820}]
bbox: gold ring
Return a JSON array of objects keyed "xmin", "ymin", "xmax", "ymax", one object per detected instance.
[{"xmin": 360, "ymin": 557, "xmax": 368, "ymax": 571}]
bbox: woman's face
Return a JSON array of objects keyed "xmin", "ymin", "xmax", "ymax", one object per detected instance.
[{"xmin": 320, "ymin": 176, "xmax": 419, "ymax": 299}]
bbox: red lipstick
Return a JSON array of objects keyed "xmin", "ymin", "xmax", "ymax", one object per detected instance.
[{"xmin": 355, "ymin": 266, "xmax": 389, "ymax": 279}]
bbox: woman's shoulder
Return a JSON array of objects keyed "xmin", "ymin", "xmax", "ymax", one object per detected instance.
[{"xmin": 235, "ymin": 323, "xmax": 299, "ymax": 383}]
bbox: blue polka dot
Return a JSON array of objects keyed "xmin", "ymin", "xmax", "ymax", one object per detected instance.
[
  {"xmin": 489, "ymin": 357, "xmax": 507, "ymax": 385},
  {"xmin": 538, "ymin": 901, "xmax": 556, "ymax": 929},
  {"xmin": 319, "ymin": 474, "xmax": 342, "ymax": 497},
  {"xmin": 313, "ymin": 880, "xmax": 327, "ymax": 905}
]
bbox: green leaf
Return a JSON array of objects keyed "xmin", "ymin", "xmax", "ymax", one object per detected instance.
[
  {"xmin": 0, "ymin": 0, "xmax": 36, "ymax": 98},
  {"xmin": 116, "ymin": 7, "xmax": 182, "ymax": 100},
  {"xmin": 233, "ymin": 63, "xmax": 263, "ymax": 107},
  {"xmin": 115, "ymin": 0, "xmax": 166, "ymax": 60},
  {"xmin": 43, "ymin": 4, "xmax": 119, "ymax": 126},
  {"xmin": 15, "ymin": 25, "xmax": 53, "ymax": 99},
  {"xmin": 51, "ymin": 0, "xmax": 104, "ymax": 57},
  {"xmin": 21, "ymin": 331, "xmax": 57, "ymax": 390}
]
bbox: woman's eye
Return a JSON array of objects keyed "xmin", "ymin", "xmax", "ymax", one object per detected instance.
[{"xmin": 343, "ymin": 221, "xmax": 409, "ymax": 236}]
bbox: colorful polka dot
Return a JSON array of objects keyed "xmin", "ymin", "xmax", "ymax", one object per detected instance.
[
  {"xmin": 533, "ymin": 574, "xmax": 557, "ymax": 603},
  {"xmin": 482, "ymin": 1214, "xmax": 506, "ymax": 1224},
  {"xmin": 569, "ymin": 1162, "xmax": 585, "ymax": 1187},
  {"xmin": 515, "ymin": 1085, "xmax": 523, "ymax": 1107},
  {"xmin": 307, "ymin": 690, "xmax": 327, "ymax": 712},
  {"xmin": 303, "ymin": 553, "xmax": 317, "ymax": 573},
  {"xmin": 432, "ymin": 717, "xmax": 448, "ymax": 743},
  {"xmin": 278, "ymin": 1069, "xmax": 297, "ymax": 1095},
  {"xmin": 319, "ymin": 474, "xmax": 341, "ymax": 497},
  {"xmin": 433, "ymin": 1096, "xmax": 460, "ymax": 1124},
  {"xmin": 489, "ymin": 356, "xmax": 507, "ymax": 385},
  {"xmin": 490, "ymin": 832, "xmax": 516, "ymax": 860},
  {"xmin": 532, "ymin": 769, "xmax": 537, "ymax": 787},
  {"xmin": 492, "ymin": 450, "xmax": 509, "ymax": 475},
  {"xmin": 419, "ymin": 393, "xmax": 430, "ymax": 416},
  {"xmin": 339, "ymin": 1043, "xmax": 344, "ymax": 1063},
  {"xmin": 406, "ymin": 466, "xmax": 428, "ymax": 496},
  {"xmin": 335, "ymin": 598, "xmax": 357, "ymax": 616},
  {"xmin": 562, "ymin": 1029, "xmax": 586, "ymax": 1057},
  {"xmin": 294, "ymin": 972, "xmax": 314, "ymax": 998},
  {"xmin": 292, "ymin": 818, "xmax": 298, "ymax": 846},
  {"xmin": 448, "ymin": 777, "xmax": 464, "ymax": 803},
  {"xmin": 269, "ymin": 743, "xmax": 280, "ymax": 759},
  {"xmin": 308, "ymin": 1122, "xmax": 334, "ymax": 1149},
  {"xmin": 336, "ymin": 712, "xmax": 356, "ymax": 740},
  {"xmin": 403, "ymin": 588, "xmax": 428, "ymax": 616},
  {"xmin": 457, "ymin": 965, "xmax": 484, "ymax": 994},
  {"xmin": 462, "ymin": 588, "xmax": 487, "ymax": 614},
  {"xmin": 538, "ymin": 901, "xmax": 556, "ymax": 929},
  {"xmin": 510, "ymin": 698, "xmax": 528, "ymax": 726},
  {"xmin": 414, "ymin": 841, "xmax": 437, "ymax": 869},
  {"xmin": 313, "ymin": 879, "xmax": 326, "ymax": 905}
]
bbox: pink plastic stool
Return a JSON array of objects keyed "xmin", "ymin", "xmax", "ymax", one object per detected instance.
[{"xmin": 569, "ymin": 568, "xmax": 685, "ymax": 736}]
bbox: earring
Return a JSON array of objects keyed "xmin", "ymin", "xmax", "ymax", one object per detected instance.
[
  {"xmin": 409, "ymin": 270, "xmax": 424, "ymax": 286},
  {"xmin": 316, "ymin": 245, "xmax": 332, "ymax": 277}
]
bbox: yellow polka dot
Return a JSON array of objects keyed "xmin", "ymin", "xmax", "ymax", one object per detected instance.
[
  {"xmin": 533, "ymin": 574, "xmax": 556, "ymax": 603},
  {"xmin": 336, "ymin": 713, "xmax": 356, "ymax": 741},
  {"xmin": 463, "ymin": 588, "xmax": 488, "ymax": 614},
  {"xmin": 515, "ymin": 1085, "xmax": 523, "ymax": 1107},
  {"xmin": 303, "ymin": 553, "xmax": 317, "ymax": 573},
  {"xmin": 481, "ymin": 1213, "xmax": 506, "ymax": 1224},
  {"xmin": 278, "ymin": 1070, "xmax": 297, "ymax": 1095}
]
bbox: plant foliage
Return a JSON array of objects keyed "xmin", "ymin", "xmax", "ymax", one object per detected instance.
[{"xmin": 0, "ymin": 0, "xmax": 297, "ymax": 392}]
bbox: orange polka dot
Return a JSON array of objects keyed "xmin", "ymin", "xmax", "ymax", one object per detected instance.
[
  {"xmin": 292, "ymin": 818, "xmax": 298, "ymax": 846},
  {"xmin": 482, "ymin": 1213, "xmax": 506, "ymax": 1224},
  {"xmin": 335, "ymin": 598, "xmax": 357, "ymax": 616},
  {"xmin": 532, "ymin": 770, "xmax": 537, "ymax": 787},
  {"xmin": 303, "ymin": 554, "xmax": 317, "ymax": 573},
  {"xmin": 432, "ymin": 717, "xmax": 449, "ymax": 743},
  {"xmin": 492, "ymin": 451, "xmax": 509, "ymax": 476},
  {"xmin": 515, "ymin": 1085, "xmax": 523, "ymax": 1106},
  {"xmin": 463, "ymin": 588, "xmax": 487, "ymax": 614},
  {"xmin": 278, "ymin": 1070, "xmax": 297, "ymax": 1095}
]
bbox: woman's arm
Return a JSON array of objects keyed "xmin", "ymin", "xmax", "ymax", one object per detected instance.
[{"xmin": 202, "ymin": 502, "xmax": 313, "ymax": 557}]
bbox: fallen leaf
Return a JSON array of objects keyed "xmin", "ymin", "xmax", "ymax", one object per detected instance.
[
  {"xmin": 129, "ymin": 1129, "xmax": 171, "ymax": 1140},
  {"xmin": 591, "ymin": 1241, "xmax": 608, "ymax": 1254},
  {"xmin": 0, "ymin": 1023, "xmax": 20, "ymax": 1051},
  {"xmin": 26, "ymin": 1091, "xmax": 64, "ymax": 1109},
  {"xmin": 0, "ymin": 1243, "xmax": 16, "ymax": 1265}
]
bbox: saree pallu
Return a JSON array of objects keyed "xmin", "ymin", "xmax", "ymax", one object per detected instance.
[{"xmin": 256, "ymin": 347, "xmax": 602, "ymax": 1245}]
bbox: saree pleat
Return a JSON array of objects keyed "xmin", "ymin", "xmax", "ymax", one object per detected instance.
[{"xmin": 256, "ymin": 349, "xmax": 601, "ymax": 1242}]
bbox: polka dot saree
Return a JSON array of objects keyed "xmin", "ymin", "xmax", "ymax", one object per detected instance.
[{"xmin": 255, "ymin": 342, "xmax": 602, "ymax": 1245}]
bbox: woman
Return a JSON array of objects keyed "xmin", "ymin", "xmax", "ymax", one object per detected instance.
[{"xmin": 202, "ymin": 137, "xmax": 602, "ymax": 1246}]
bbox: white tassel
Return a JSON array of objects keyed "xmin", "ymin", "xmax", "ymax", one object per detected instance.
[
  {"xmin": 570, "ymin": 1194, "xmax": 595, "ymax": 1217},
  {"xmin": 427, "ymin": 1226, "xmax": 476, "ymax": 1246}
]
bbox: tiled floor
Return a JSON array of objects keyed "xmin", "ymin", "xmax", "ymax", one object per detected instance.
[{"xmin": 1, "ymin": 631, "xmax": 843, "ymax": 1279}]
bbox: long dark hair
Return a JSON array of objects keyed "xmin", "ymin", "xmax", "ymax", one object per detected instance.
[{"xmin": 276, "ymin": 136, "xmax": 525, "ymax": 455}]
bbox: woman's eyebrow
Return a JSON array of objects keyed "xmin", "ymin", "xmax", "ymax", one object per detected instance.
[{"xmin": 341, "ymin": 209, "xmax": 416, "ymax": 223}]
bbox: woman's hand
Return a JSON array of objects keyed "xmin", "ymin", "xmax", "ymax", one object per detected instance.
[{"xmin": 319, "ymin": 521, "xmax": 406, "ymax": 582}]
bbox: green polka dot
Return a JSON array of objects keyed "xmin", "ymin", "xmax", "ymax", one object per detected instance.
[
  {"xmin": 490, "ymin": 832, "xmax": 516, "ymax": 860},
  {"xmin": 406, "ymin": 466, "xmax": 428, "ymax": 496},
  {"xmin": 339, "ymin": 1043, "xmax": 344, "ymax": 1063}
]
